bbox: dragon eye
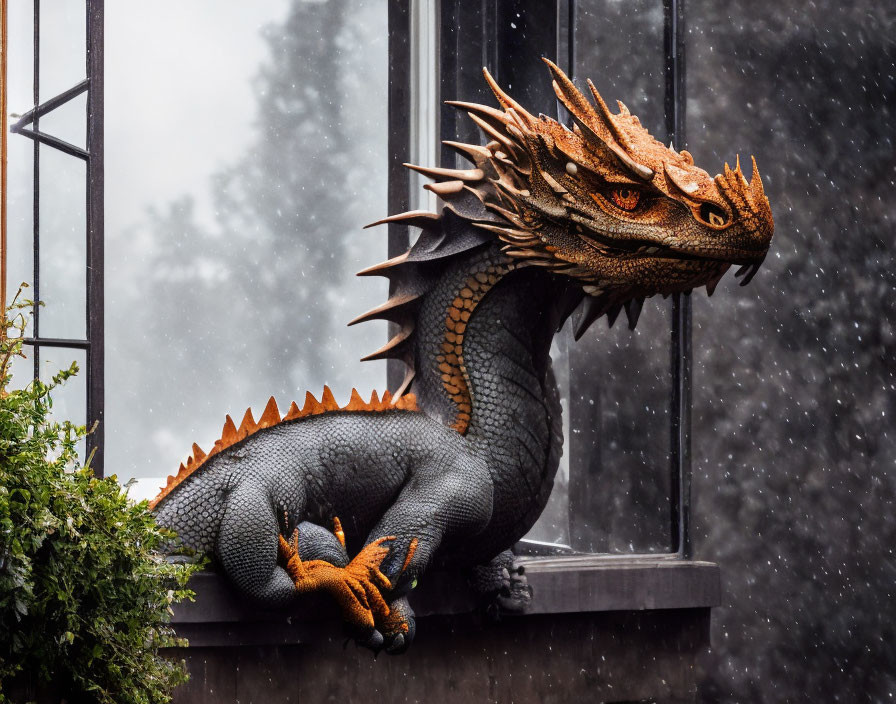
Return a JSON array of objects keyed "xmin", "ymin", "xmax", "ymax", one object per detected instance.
[
  {"xmin": 699, "ymin": 202, "xmax": 729, "ymax": 227},
  {"xmin": 608, "ymin": 188, "xmax": 641, "ymax": 211}
]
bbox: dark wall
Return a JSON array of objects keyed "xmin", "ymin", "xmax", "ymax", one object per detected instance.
[{"xmin": 684, "ymin": 2, "xmax": 896, "ymax": 700}]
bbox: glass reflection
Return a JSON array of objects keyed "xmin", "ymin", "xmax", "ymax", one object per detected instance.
[{"xmin": 565, "ymin": 0, "xmax": 672, "ymax": 553}]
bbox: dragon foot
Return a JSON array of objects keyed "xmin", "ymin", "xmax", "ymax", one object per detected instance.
[
  {"xmin": 278, "ymin": 529, "xmax": 395, "ymax": 630},
  {"xmin": 470, "ymin": 549, "xmax": 532, "ymax": 618},
  {"xmin": 376, "ymin": 596, "xmax": 416, "ymax": 655}
]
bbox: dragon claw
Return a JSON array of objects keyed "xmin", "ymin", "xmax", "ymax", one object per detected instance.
[{"xmin": 278, "ymin": 530, "xmax": 396, "ymax": 630}]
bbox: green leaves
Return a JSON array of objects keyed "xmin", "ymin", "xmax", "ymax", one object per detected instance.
[{"xmin": 0, "ymin": 288, "xmax": 199, "ymax": 704}]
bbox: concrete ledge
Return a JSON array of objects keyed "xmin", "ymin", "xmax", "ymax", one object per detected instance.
[
  {"xmin": 171, "ymin": 556, "xmax": 720, "ymax": 646},
  {"xmin": 166, "ymin": 558, "xmax": 719, "ymax": 703}
]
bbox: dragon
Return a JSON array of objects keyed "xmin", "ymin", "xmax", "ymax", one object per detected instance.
[{"xmin": 151, "ymin": 60, "xmax": 773, "ymax": 654}]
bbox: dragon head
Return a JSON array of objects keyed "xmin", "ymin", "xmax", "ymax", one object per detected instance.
[{"xmin": 412, "ymin": 59, "xmax": 774, "ymax": 332}]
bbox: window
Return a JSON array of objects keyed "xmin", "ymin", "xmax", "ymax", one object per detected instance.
[
  {"xmin": 4, "ymin": 0, "xmax": 104, "ymax": 467},
  {"xmin": 392, "ymin": 0, "xmax": 692, "ymax": 556},
  {"xmin": 5, "ymin": 0, "xmax": 692, "ymax": 557}
]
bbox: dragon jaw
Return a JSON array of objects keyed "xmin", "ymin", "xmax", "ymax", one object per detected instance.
[{"xmin": 419, "ymin": 59, "xmax": 775, "ymax": 331}]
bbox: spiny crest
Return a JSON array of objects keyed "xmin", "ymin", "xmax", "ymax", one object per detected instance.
[
  {"xmin": 360, "ymin": 58, "xmax": 773, "ymax": 368},
  {"xmin": 149, "ymin": 388, "xmax": 419, "ymax": 509}
]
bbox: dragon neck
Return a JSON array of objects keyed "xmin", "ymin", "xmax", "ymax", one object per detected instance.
[{"xmin": 411, "ymin": 242, "xmax": 568, "ymax": 529}]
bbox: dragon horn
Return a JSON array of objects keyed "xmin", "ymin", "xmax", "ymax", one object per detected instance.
[
  {"xmin": 444, "ymin": 100, "xmax": 511, "ymax": 126},
  {"xmin": 586, "ymin": 78, "xmax": 631, "ymax": 148},
  {"xmin": 481, "ymin": 67, "xmax": 536, "ymax": 125},
  {"xmin": 749, "ymin": 155, "xmax": 767, "ymax": 204},
  {"xmin": 543, "ymin": 58, "xmax": 653, "ymax": 182}
]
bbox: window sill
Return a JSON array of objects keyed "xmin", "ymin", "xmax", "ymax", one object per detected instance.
[
  {"xmin": 171, "ymin": 555, "xmax": 720, "ymax": 646},
  {"xmin": 167, "ymin": 557, "xmax": 719, "ymax": 703}
]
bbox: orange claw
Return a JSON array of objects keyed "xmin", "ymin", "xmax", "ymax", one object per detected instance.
[
  {"xmin": 332, "ymin": 516, "xmax": 346, "ymax": 549},
  {"xmin": 278, "ymin": 530, "xmax": 396, "ymax": 629}
]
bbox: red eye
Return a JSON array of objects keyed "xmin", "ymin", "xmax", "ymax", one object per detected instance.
[{"xmin": 609, "ymin": 188, "xmax": 641, "ymax": 211}]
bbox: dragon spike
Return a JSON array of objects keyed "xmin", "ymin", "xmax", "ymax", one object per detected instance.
[
  {"xmin": 442, "ymin": 140, "xmax": 492, "ymax": 165},
  {"xmin": 445, "ymin": 99, "xmax": 512, "ymax": 127},
  {"xmin": 380, "ymin": 389, "xmax": 394, "ymax": 408},
  {"xmin": 393, "ymin": 368, "xmax": 416, "ymax": 400},
  {"xmin": 543, "ymin": 58, "xmax": 598, "ymax": 128},
  {"xmin": 403, "ymin": 163, "xmax": 485, "ymax": 182},
  {"xmin": 369, "ymin": 389, "xmax": 381, "ymax": 407},
  {"xmin": 606, "ymin": 141, "xmax": 655, "ymax": 181},
  {"xmin": 348, "ymin": 292, "xmax": 422, "ymax": 327},
  {"xmin": 624, "ymin": 297, "xmax": 645, "ymax": 329},
  {"xmin": 544, "ymin": 59, "xmax": 648, "ymax": 179},
  {"xmin": 320, "ymin": 386, "xmax": 340, "ymax": 411},
  {"xmin": 474, "ymin": 222, "xmax": 535, "ymax": 240},
  {"xmin": 749, "ymin": 155, "xmax": 767, "ymax": 204},
  {"xmin": 482, "ymin": 67, "xmax": 536, "ymax": 125},
  {"xmin": 221, "ymin": 415, "xmax": 239, "ymax": 445},
  {"xmin": 191, "ymin": 443, "xmax": 206, "ymax": 463},
  {"xmin": 360, "ymin": 328, "xmax": 413, "ymax": 362},
  {"xmin": 237, "ymin": 408, "xmax": 258, "ymax": 438},
  {"xmin": 302, "ymin": 391, "xmax": 323, "ymax": 415},
  {"xmin": 573, "ymin": 295, "xmax": 605, "ymax": 340},
  {"xmin": 364, "ymin": 211, "xmax": 441, "ymax": 230},
  {"xmin": 738, "ymin": 254, "xmax": 766, "ymax": 287},
  {"xmin": 258, "ymin": 396, "xmax": 280, "ymax": 428},
  {"xmin": 705, "ymin": 264, "xmax": 731, "ymax": 296},
  {"xmin": 425, "ymin": 180, "xmax": 465, "ymax": 197},
  {"xmin": 734, "ymin": 154, "xmax": 750, "ymax": 189},
  {"xmin": 504, "ymin": 108, "xmax": 533, "ymax": 136},
  {"xmin": 586, "ymin": 78, "xmax": 630, "ymax": 147},
  {"xmin": 605, "ymin": 303, "xmax": 623, "ymax": 328},
  {"xmin": 394, "ymin": 393, "xmax": 418, "ymax": 410},
  {"xmin": 345, "ymin": 388, "xmax": 367, "ymax": 411},
  {"xmin": 466, "ymin": 113, "xmax": 520, "ymax": 156},
  {"xmin": 664, "ymin": 162, "xmax": 701, "ymax": 196},
  {"xmin": 283, "ymin": 400, "xmax": 301, "ymax": 421},
  {"xmin": 356, "ymin": 251, "xmax": 410, "ymax": 277}
]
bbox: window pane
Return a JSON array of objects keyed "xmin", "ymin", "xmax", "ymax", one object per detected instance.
[
  {"xmin": 6, "ymin": 136, "xmax": 35, "ymax": 337},
  {"xmin": 566, "ymin": 0, "xmax": 672, "ymax": 553},
  {"xmin": 36, "ymin": 90, "xmax": 87, "ymax": 152},
  {"xmin": 41, "ymin": 346, "xmax": 87, "ymax": 463},
  {"xmin": 6, "ymin": 1, "xmax": 35, "ymax": 335},
  {"xmin": 38, "ymin": 0, "xmax": 86, "ymax": 102},
  {"xmin": 105, "ymin": 1, "xmax": 389, "ymax": 483},
  {"xmin": 37, "ymin": 147, "xmax": 87, "ymax": 340}
]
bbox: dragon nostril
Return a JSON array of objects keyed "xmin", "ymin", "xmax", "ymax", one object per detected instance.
[{"xmin": 699, "ymin": 202, "xmax": 728, "ymax": 227}]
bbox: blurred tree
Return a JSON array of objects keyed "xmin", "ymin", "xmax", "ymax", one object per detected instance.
[{"xmin": 109, "ymin": 0, "xmax": 388, "ymax": 480}]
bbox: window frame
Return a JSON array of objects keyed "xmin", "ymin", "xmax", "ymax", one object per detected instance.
[
  {"xmin": 388, "ymin": 0, "xmax": 692, "ymax": 558},
  {"xmin": 4, "ymin": 0, "xmax": 690, "ymax": 555},
  {"xmin": 3, "ymin": 0, "xmax": 105, "ymax": 474}
]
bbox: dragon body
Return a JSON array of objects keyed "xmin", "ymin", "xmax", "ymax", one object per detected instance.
[{"xmin": 152, "ymin": 61, "xmax": 773, "ymax": 653}]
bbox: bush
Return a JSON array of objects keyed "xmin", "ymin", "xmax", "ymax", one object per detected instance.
[{"xmin": 0, "ymin": 286, "xmax": 199, "ymax": 704}]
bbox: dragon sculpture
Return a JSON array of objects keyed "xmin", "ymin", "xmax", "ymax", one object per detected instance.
[{"xmin": 151, "ymin": 60, "xmax": 773, "ymax": 654}]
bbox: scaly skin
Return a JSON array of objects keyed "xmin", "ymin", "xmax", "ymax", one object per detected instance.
[{"xmin": 152, "ymin": 61, "xmax": 774, "ymax": 654}]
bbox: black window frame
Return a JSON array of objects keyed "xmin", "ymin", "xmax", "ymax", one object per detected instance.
[{"xmin": 4, "ymin": 0, "xmax": 105, "ymax": 474}]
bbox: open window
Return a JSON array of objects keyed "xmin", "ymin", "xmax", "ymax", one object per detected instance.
[{"xmin": 3, "ymin": 0, "xmax": 104, "ymax": 467}]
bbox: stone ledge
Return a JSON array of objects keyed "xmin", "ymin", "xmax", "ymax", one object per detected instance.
[{"xmin": 171, "ymin": 556, "xmax": 720, "ymax": 647}]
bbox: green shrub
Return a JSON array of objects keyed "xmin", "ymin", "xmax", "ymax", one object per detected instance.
[{"xmin": 0, "ymin": 286, "xmax": 199, "ymax": 704}]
